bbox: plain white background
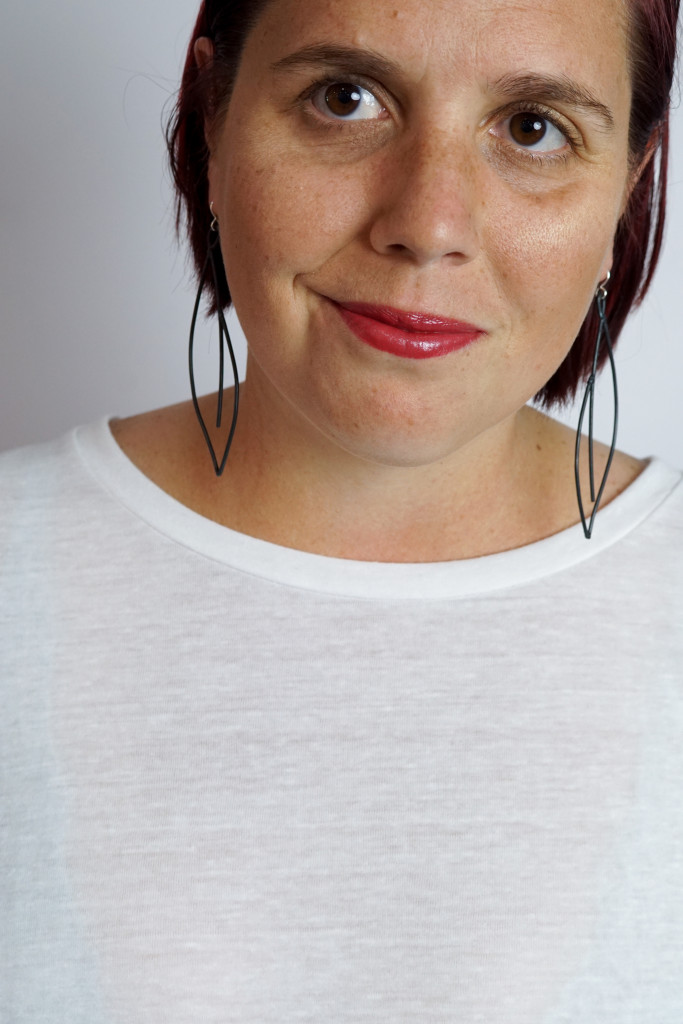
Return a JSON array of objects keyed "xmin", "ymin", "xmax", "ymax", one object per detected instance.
[{"xmin": 1, "ymin": 0, "xmax": 682, "ymax": 466}]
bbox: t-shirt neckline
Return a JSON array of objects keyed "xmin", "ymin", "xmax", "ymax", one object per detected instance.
[{"xmin": 72, "ymin": 417, "xmax": 681, "ymax": 600}]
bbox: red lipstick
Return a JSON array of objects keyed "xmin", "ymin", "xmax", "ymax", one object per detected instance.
[{"xmin": 332, "ymin": 300, "xmax": 486, "ymax": 359}]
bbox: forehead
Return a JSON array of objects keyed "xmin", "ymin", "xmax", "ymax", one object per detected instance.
[{"xmin": 251, "ymin": 0, "xmax": 631, "ymax": 96}]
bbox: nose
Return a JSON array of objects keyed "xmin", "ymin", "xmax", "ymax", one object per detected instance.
[{"xmin": 368, "ymin": 126, "xmax": 481, "ymax": 267}]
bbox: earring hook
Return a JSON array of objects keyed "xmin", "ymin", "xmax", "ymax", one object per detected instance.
[{"xmin": 597, "ymin": 270, "xmax": 611, "ymax": 300}]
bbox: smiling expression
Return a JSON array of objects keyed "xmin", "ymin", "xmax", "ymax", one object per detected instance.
[{"xmin": 207, "ymin": 0, "xmax": 633, "ymax": 467}]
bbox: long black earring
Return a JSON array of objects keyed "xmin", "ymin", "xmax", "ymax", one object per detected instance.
[
  {"xmin": 574, "ymin": 272, "xmax": 619, "ymax": 539},
  {"xmin": 188, "ymin": 205, "xmax": 240, "ymax": 476}
]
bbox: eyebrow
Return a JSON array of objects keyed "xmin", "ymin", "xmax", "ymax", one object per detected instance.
[
  {"xmin": 489, "ymin": 72, "xmax": 615, "ymax": 132},
  {"xmin": 271, "ymin": 44, "xmax": 616, "ymax": 133},
  {"xmin": 270, "ymin": 43, "xmax": 402, "ymax": 82}
]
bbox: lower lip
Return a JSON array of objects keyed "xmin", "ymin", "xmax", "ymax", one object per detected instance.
[{"xmin": 332, "ymin": 303, "xmax": 484, "ymax": 359}]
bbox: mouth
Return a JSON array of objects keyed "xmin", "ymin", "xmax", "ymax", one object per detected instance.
[{"xmin": 328, "ymin": 299, "xmax": 487, "ymax": 359}]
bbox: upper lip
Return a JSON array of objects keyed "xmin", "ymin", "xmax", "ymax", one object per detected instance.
[{"xmin": 331, "ymin": 299, "xmax": 485, "ymax": 334}]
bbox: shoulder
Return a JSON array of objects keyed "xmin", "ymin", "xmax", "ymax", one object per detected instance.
[
  {"xmin": 520, "ymin": 409, "xmax": 652, "ymax": 539},
  {"xmin": 109, "ymin": 400, "xmax": 197, "ymax": 476},
  {"xmin": 0, "ymin": 430, "xmax": 77, "ymax": 509},
  {"xmin": 629, "ymin": 458, "xmax": 683, "ymax": 544},
  {"xmin": 0, "ymin": 418, "xmax": 137, "ymax": 555},
  {"xmin": 0, "ymin": 430, "xmax": 90, "ymax": 611},
  {"xmin": 109, "ymin": 398, "xmax": 227, "ymax": 514}
]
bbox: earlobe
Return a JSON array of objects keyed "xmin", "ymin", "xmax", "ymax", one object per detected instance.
[{"xmin": 598, "ymin": 257, "xmax": 613, "ymax": 285}]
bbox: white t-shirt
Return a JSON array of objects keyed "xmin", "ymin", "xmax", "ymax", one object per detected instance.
[{"xmin": 2, "ymin": 418, "xmax": 683, "ymax": 1024}]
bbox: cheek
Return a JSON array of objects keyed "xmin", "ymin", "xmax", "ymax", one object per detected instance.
[
  {"xmin": 218, "ymin": 144, "xmax": 367, "ymax": 289},
  {"xmin": 488, "ymin": 184, "xmax": 618, "ymax": 355}
]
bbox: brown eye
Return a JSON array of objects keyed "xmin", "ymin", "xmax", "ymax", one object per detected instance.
[
  {"xmin": 324, "ymin": 83, "xmax": 362, "ymax": 117},
  {"xmin": 499, "ymin": 110, "xmax": 569, "ymax": 155},
  {"xmin": 311, "ymin": 81, "xmax": 386, "ymax": 121},
  {"xmin": 509, "ymin": 112, "xmax": 547, "ymax": 146}
]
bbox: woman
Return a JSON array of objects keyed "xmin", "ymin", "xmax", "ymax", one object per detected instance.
[{"xmin": 2, "ymin": 0, "xmax": 682, "ymax": 1018}]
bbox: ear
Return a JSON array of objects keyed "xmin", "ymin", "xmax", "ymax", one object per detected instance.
[
  {"xmin": 194, "ymin": 36, "xmax": 214, "ymax": 71},
  {"xmin": 619, "ymin": 126, "xmax": 661, "ymax": 219},
  {"xmin": 598, "ymin": 253, "xmax": 613, "ymax": 285},
  {"xmin": 193, "ymin": 37, "xmax": 217, "ymax": 152}
]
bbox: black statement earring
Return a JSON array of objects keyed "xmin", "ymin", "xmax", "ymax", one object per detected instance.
[
  {"xmin": 574, "ymin": 272, "xmax": 619, "ymax": 539},
  {"xmin": 188, "ymin": 204, "xmax": 240, "ymax": 476}
]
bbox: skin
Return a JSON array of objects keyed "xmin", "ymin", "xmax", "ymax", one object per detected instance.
[{"xmin": 113, "ymin": 0, "xmax": 648, "ymax": 560}]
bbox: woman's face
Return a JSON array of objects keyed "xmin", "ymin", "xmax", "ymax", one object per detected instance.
[{"xmin": 207, "ymin": 0, "xmax": 633, "ymax": 468}]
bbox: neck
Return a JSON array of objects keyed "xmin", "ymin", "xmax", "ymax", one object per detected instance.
[
  {"xmin": 188, "ymin": 385, "xmax": 573, "ymax": 561},
  {"xmin": 112, "ymin": 385, "xmax": 644, "ymax": 562}
]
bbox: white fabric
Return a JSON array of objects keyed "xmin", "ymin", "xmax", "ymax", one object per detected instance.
[{"xmin": 2, "ymin": 417, "xmax": 683, "ymax": 1024}]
